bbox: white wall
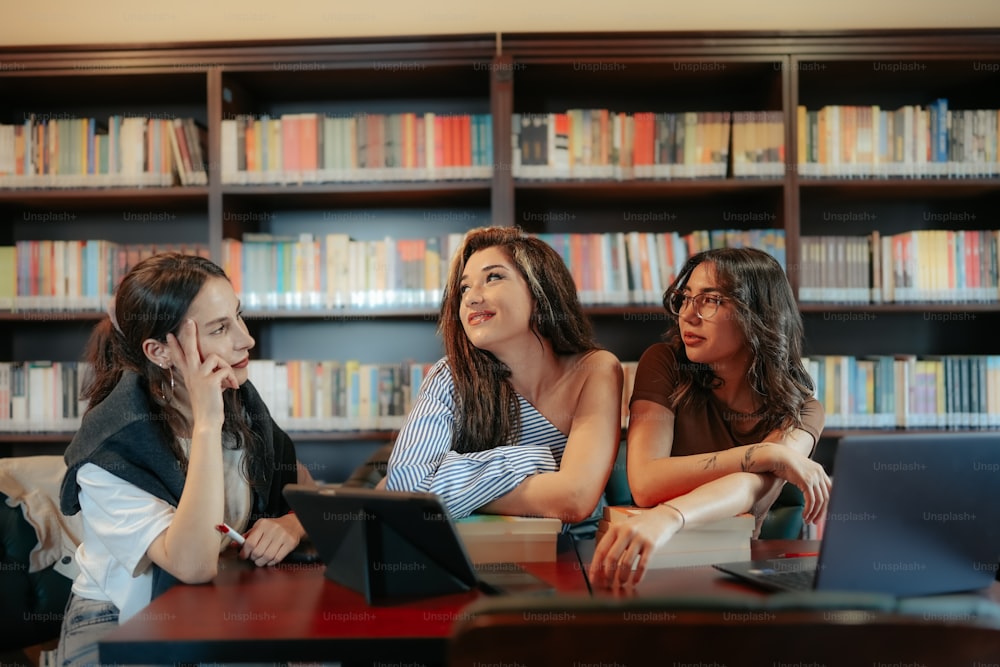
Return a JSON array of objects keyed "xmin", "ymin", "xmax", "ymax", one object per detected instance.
[{"xmin": 2, "ymin": 0, "xmax": 999, "ymax": 47}]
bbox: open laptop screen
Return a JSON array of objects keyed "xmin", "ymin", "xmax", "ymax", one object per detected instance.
[
  {"xmin": 716, "ymin": 432, "xmax": 1000, "ymax": 596},
  {"xmin": 814, "ymin": 431, "xmax": 1000, "ymax": 595}
]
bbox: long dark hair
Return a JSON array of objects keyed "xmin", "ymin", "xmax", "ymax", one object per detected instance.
[
  {"xmin": 83, "ymin": 252, "xmax": 264, "ymax": 487},
  {"xmin": 663, "ymin": 247, "xmax": 814, "ymax": 435},
  {"xmin": 439, "ymin": 226, "xmax": 597, "ymax": 453}
]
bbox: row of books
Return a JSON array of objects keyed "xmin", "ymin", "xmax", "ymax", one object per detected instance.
[
  {"xmin": 595, "ymin": 507, "xmax": 755, "ymax": 569},
  {"xmin": 221, "ymin": 233, "xmax": 465, "ymax": 311},
  {"xmin": 537, "ymin": 229, "xmax": 786, "ymax": 306},
  {"xmin": 513, "ymin": 110, "xmax": 784, "ymax": 180},
  {"xmin": 623, "ymin": 354, "xmax": 1000, "ymax": 432},
  {"xmin": 459, "ymin": 507, "xmax": 755, "ymax": 568},
  {"xmin": 246, "ymin": 359, "xmax": 430, "ymax": 431},
  {"xmin": 455, "ymin": 515, "xmax": 563, "ymax": 564},
  {"xmin": 797, "ymin": 102, "xmax": 1000, "ymax": 178},
  {"xmin": 8, "ymin": 228, "xmax": 1000, "ymax": 312},
  {"xmin": 0, "ymin": 361, "xmax": 89, "ymax": 433},
  {"xmin": 6, "ymin": 351, "xmax": 996, "ymax": 431},
  {"xmin": 220, "ymin": 113, "xmax": 494, "ymax": 185},
  {"xmin": 798, "ymin": 229, "xmax": 999, "ymax": 304},
  {"xmin": 0, "ymin": 356, "xmax": 634, "ymax": 434},
  {"xmin": 3, "ymin": 355, "xmax": 1000, "ymax": 434},
  {"xmin": 0, "ymin": 242, "xmax": 210, "ymax": 311},
  {"xmin": 221, "ymin": 229, "xmax": 786, "ymax": 311},
  {"xmin": 0, "ymin": 358, "xmax": 433, "ymax": 433},
  {"xmin": 5, "ymin": 103, "xmax": 998, "ymax": 187},
  {"xmin": 804, "ymin": 354, "xmax": 1000, "ymax": 430},
  {"xmin": 0, "ymin": 116, "xmax": 207, "ymax": 188},
  {"xmin": 3, "ymin": 229, "xmax": 770, "ymax": 312}
]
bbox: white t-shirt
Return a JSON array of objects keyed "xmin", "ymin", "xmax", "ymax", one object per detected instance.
[{"xmin": 70, "ymin": 437, "xmax": 251, "ymax": 622}]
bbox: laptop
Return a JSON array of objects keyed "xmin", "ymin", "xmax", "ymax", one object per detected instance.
[
  {"xmin": 283, "ymin": 484, "xmax": 555, "ymax": 604},
  {"xmin": 714, "ymin": 432, "xmax": 1000, "ymax": 596}
]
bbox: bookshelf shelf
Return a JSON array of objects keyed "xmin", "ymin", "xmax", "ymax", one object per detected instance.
[
  {"xmin": 0, "ymin": 187, "xmax": 210, "ymax": 209},
  {"xmin": 2, "ymin": 30, "xmax": 1000, "ymax": 476},
  {"xmin": 513, "ymin": 179, "xmax": 784, "ymax": 196},
  {"xmin": 5, "ymin": 302, "xmax": 993, "ymax": 324},
  {"xmin": 221, "ymin": 182, "xmax": 492, "ymax": 210},
  {"xmin": 797, "ymin": 303, "xmax": 1000, "ymax": 314},
  {"xmin": 242, "ymin": 307, "xmax": 439, "ymax": 321},
  {"xmin": 0, "ymin": 430, "xmax": 400, "ymax": 444},
  {"xmin": 0, "ymin": 311, "xmax": 104, "ymax": 322},
  {"xmin": 280, "ymin": 430, "xmax": 399, "ymax": 442},
  {"xmin": 798, "ymin": 178, "xmax": 1000, "ymax": 188}
]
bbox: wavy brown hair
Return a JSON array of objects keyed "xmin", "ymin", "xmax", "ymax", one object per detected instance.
[
  {"xmin": 439, "ymin": 226, "xmax": 597, "ymax": 453},
  {"xmin": 83, "ymin": 253, "xmax": 265, "ymax": 488},
  {"xmin": 662, "ymin": 247, "xmax": 814, "ymax": 435}
]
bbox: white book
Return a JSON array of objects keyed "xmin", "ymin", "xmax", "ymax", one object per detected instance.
[
  {"xmin": 10, "ymin": 363, "xmax": 28, "ymax": 433},
  {"xmin": 644, "ymin": 232, "xmax": 662, "ymax": 305},
  {"xmin": 0, "ymin": 124, "xmax": 15, "ymax": 176},
  {"xmin": 348, "ymin": 241, "xmax": 365, "ymax": 309},
  {"xmin": 0, "ymin": 362, "xmax": 10, "ymax": 427},
  {"xmin": 324, "ymin": 233, "xmax": 352, "ymax": 309},
  {"xmin": 27, "ymin": 362, "xmax": 53, "ymax": 432},
  {"xmin": 274, "ymin": 362, "xmax": 290, "ymax": 423},
  {"xmin": 220, "ymin": 119, "xmax": 238, "ymax": 184}
]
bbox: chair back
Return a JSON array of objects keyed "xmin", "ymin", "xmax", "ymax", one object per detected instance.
[{"xmin": 449, "ymin": 594, "xmax": 1000, "ymax": 667}]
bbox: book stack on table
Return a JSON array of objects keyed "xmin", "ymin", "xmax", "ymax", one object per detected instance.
[{"xmin": 596, "ymin": 506, "xmax": 754, "ymax": 568}]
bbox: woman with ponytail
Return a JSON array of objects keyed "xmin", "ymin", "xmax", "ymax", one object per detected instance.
[{"xmin": 56, "ymin": 253, "xmax": 309, "ymax": 667}]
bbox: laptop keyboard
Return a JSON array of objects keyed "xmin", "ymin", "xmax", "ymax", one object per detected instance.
[{"xmin": 754, "ymin": 567, "xmax": 816, "ymax": 591}]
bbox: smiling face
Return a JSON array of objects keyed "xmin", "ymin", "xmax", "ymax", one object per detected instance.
[
  {"xmin": 458, "ymin": 246, "xmax": 535, "ymax": 355},
  {"xmin": 174, "ymin": 276, "xmax": 255, "ymax": 385},
  {"xmin": 676, "ymin": 262, "xmax": 750, "ymax": 375}
]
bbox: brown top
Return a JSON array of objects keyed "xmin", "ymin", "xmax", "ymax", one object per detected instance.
[{"xmin": 629, "ymin": 343, "xmax": 823, "ymax": 455}]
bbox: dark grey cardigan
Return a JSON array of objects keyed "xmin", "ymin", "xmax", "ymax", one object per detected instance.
[{"xmin": 60, "ymin": 370, "xmax": 298, "ymax": 599}]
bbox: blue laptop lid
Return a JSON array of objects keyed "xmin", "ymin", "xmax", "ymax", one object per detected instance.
[{"xmin": 816, "ymin": 432, "xmax": 1000, "ymax": 596}]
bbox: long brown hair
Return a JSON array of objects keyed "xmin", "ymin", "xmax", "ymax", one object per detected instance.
[
  {"xmin": 663, "ymin": 247, "xmax": 814, "ymax": 435},
  {"xmin": 83, "ymin": 253, "xmax": 264, "ymax": 487},
  {"xmin": 439, "ymin": 226, "xmax": 597, "ymax": 453}
]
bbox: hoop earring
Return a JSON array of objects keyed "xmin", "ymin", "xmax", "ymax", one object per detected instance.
[{"xmin": 157, "ymin": 364, "xmax": 174, "ymax": 405}]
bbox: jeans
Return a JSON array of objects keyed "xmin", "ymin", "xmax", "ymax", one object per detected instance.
[{"xmin": 55, "ymin": 593, "xmax": 119, "ymax": 667}]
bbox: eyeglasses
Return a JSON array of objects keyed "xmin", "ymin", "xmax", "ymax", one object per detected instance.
[{"xmin": 666, "ymin": 290, "xmax": 727, "ymax": 320}]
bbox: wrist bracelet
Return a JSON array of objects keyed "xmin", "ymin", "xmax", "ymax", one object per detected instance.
[{"xmin": 661, "ymin": 502, "xmax": 686, "ymax": 530}]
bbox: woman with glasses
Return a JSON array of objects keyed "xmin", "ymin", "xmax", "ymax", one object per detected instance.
[{"xmin": 591, "ymin": 247, "xmax": 830, "ymax": 588}]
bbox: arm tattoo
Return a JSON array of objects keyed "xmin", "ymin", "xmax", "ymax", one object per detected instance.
[
  {"xmin": 741, "ymin": 444, "xmax": 762, "ymax": 473},
  {"xmin": 701, "ymin": 453, "xmax": 719, "ymax": 470}
]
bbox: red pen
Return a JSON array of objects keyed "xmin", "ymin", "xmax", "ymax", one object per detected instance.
[
  {"xmin": 215, "ymin": 523, "xmax": 246, "ymax": 546},
  {"xmin": 777, "ymin": 551, "xmax": 819, "ymax": 558}
]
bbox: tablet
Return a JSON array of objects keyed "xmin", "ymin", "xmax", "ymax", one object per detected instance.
[{"xmin": 283, "ymin": 484, "xmax": 554, "ymax": 603}]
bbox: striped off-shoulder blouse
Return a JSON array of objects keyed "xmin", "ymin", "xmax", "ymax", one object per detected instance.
[{"xmin": 384, "ymin": 358, "xmax": 567, "ymax": 519}]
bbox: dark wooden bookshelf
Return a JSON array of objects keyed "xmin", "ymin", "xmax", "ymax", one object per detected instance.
[
  {"xmin": 0, "ymin": 187, "xmax": 210, "ymax": 206},
  {"xmin": 220, "ymin": 182, "xmax": 492, "ymax": 211},
  {"xmin": 0, "ymin": 429, "xmax": 400, "ymax": 444},
  {"xmin": 512, "ymin": 179, "xmax": 784, "ymax": 197},
  {"xmin": 241, "ymin": 308, "xmax": 440, "ymax": 321},
  {"xmin": 797, "ymin": 303, "xmax": 1000, "ymax": 313},
  {"xmin": 2, "ymin": 30, "xmax": 999, "ymax": 470},
  {"xmin": 797, "ymin": 179, "xmax": 1000, "ymax": 195},
  {"xmin": 0, "ymin": 311, "xmax": 105, "ymax": 322}
]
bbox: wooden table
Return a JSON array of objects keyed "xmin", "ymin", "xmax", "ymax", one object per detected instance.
[
  {"xmin": 99, "ymin": 537, "xmax": 589, "ymax": 665},
  {"xmin": 102, "ymin": 538, "xmax": 999, "ymax": 665}
]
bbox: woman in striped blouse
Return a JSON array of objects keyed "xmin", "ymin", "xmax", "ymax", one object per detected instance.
[{"xmin": 384, "ymin": 226, "xmax": 623, "ymax": 525}]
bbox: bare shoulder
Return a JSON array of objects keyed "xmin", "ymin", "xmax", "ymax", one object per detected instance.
[{"xmin": 570, "ymin": 349, "xmax": 623, "ymax": 382}]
